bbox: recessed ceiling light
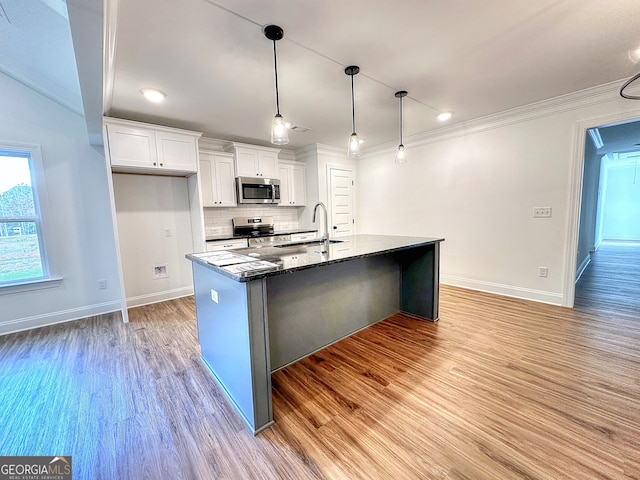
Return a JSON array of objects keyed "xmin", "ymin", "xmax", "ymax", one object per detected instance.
[
  {"xmin": 436, "ymin": 111, "xmax": 453, "ymax": 122},
  {"xmin": 140, "ymin": 88, "xmax": 166, "ymax": 103}
]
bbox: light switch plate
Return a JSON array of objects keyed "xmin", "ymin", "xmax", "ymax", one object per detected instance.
[{"xmin": 210, "ymin": 289, "xmax": 219, "ymax": 303}]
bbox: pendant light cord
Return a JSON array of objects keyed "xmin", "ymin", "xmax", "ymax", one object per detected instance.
[
  {"xmin": 351, "ymin": 74, "xmax": 356, "ymax": 134},
  {"xmin": 273, "ymin": 40, "xmax": 280, "ymax": 114},
  {"xmin": 399, "ymin": 95, "xmax": 403, "ymax": 145}
]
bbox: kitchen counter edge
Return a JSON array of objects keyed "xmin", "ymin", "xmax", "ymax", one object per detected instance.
[{"xmin": 187, "ymin": 234, "xmax": 444, "ymax": 283}]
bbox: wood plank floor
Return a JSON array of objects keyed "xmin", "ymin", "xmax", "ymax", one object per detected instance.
[
  {"xmin": 575, "ymin": 240, "xmax": 640, "ymax": 318},
  {"xmin": 1, "ymin": 284, "xmax": 639, "ymax": 479}
]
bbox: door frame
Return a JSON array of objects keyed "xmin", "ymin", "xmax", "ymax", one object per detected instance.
[{"xmin": 563, "ymin": 107, "xmax": 640, "ymax": 307}]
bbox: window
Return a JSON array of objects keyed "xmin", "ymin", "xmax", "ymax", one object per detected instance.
[{"xmin": 0, "ymin": 144, "xmax": 50, "ymax": 286}]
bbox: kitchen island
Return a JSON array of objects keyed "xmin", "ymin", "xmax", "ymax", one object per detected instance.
[{"xmin": 186, "ymin": 234, "xmax": 444, "ymax": 433}]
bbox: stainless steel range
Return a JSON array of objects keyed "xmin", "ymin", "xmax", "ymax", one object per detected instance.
[{"xmin": 232, "ymin": 216, "xmax": 291, "ymax": 247}]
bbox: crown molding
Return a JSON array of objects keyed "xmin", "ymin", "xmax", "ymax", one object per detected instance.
[
  {"xmin": 361, "ymin": 79, "xmax": 630, "ymax": 159},
  {"xmin": 0, "ymin": 62, "xmax": 83, "ymax": 116}
]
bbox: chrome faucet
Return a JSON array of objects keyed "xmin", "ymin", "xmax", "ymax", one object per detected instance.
[{"xmin": 312, "ymin": 202, "xmax": 330, "ymax": 254}]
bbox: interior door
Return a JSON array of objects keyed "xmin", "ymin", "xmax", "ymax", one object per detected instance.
[{"xmin": 328, "ymin": 167, "xmax": 355, "ymax": 237}]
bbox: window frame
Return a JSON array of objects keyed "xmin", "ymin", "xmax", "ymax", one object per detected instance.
[{"xmin": 0, "ymin": 142, "xmax": 59, "ymax": 291}]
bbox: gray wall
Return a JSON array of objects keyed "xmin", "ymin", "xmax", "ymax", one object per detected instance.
[{"xmin": 576, "ymin": 136, "xmax": 602, "ymax": 277}]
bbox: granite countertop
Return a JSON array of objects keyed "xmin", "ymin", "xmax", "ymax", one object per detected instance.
[
  {"xmin": 187, "ymin": 234, "xmax": 444, "ymax": 282},
  {"xmin": 205, "ymin": 228, "xmax": 318, "ymax": 242}
]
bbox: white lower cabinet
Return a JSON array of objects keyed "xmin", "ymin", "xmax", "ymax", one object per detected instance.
[
  {"xmin": 205, "ymin": 238, "xmax": 248, "ymax": 252},
  {"xmin": 278, "ymin": 161, "xmax": 306, "ymax": 206},
  {"xmin": 200, "ymin": 151, "xmax": 236, "ymax": 207},
  {"xmin": 290, "ymin": 232, "xmax": 317, "ymax": 242}
]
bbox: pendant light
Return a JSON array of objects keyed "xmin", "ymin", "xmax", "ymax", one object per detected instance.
[
  {"xmin": 264, "ymin": 25, "xmax": 289, "ymax": 145},
  {"xmin": 345, "ymin": 65, "xmax": 361, "ymax": 157},
  {"xmin": 394, "ymin": 91, "xmax": 408, "ymax": 164}
]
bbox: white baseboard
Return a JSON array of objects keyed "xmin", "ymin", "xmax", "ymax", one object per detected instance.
[
  {"xmin": 575, "ymin": 255, "xmax": 591, "ymax": 282},
  {"xmin": 441, "ymin": 275, "xmax": 564, "ymax": 306},
  {"xmin": 126, "ymin": 286, "xmax": 194, "ymax": 308},
  {"xmin": 0, "ymin": 300, "xmax": 122, "ymax": 336}
]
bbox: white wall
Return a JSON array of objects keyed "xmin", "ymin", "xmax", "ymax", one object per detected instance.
[
  {"xmin": 0, "ymin": 73, "xmax": 121, "ymax": 334},
  {"xmin": 357, "ymin": 83, "xmax": 640, "ymax": 306},
  {"xmin": 296, "ymin": 144, "xmax": 357, "ymax": 230},
  {"xmin": 113, "ymin": 174, "xmax": 195, "ymax": 307},
  {"xmin": 601, "ymin": 164, "xmax": 640, "ymax": 241}
]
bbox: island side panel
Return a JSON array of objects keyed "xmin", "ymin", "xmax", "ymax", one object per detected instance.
[
  {"xmin": 395, "ymin": 243, "xmax": 440, "ymax": 321},
  {"xmin": 266, "ymin": 255, "xmax": 400, "ymax": 371},
  {"xmin": 245, "ymin": 279, "xmax": 273, "ymax": 432},
  {"xmin": 192, "ymin": 262, "xmax": 272, "ymax": 432}
]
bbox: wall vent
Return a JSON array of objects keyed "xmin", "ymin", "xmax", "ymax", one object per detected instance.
[{"xmin": 289, "ymin": 125, "xmax": 311, "ymax": 133}]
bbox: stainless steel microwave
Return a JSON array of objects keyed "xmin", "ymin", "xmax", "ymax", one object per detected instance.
[{"xmin": 236, "ymin": 176, "xmax": 281, "ymax": 204}]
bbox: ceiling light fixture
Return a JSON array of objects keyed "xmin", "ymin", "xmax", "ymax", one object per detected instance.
[
  {"xmin": 345, "ymin": 65, "xmax": 361, "ymax": 157},
  {"xmin": 140, "ymin": 88, "xmax": 166, "ymax": 103},
  {"xmin": 395, "ymin": 91, "xmax": 408, "ymax": 164},
  {"xmin": 264, "ymin": 24, "xmax": 289, "ymax": 145},
  {"xmin": 437, "ymin": 111, "xmax": 453, "ymax": 122},
  {"xmin": 620, "ymin": 72, "xmax": 640, "ymax": 100}
]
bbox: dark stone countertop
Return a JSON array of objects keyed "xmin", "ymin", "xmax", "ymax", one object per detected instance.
[{"xmin": 187, "ymin": 234, "xmax": 444, "ymax": 282}]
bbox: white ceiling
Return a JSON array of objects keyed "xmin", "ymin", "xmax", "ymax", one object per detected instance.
[
  {"xmin": 102, "ymin": 0, "xmax": 640, "ymax": 151},
  {"xmin": 0, "ymin": 0, "xmax": 82, "ymax": 114},
  {"xmin": 5, "ymin": 0, "xmax": 640, "ymax": 153}
]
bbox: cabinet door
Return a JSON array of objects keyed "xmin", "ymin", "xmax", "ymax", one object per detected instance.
[
  {"xmin": 258, "ymin": 151, "xmax": 279, "ymax": 178},
  {"xmin": 199, "ymin": 156, "xmax": 215, "ymax": 207},
  {"xmin": 214, "ymin": 155, "xmax": 237, "ymax": 206},
  {"xmin": 291, "ymin": 165, "xmax": 306, "ymax": 206},
  {"xmin": 106, "ymin": 124, "xmax": 157, "ymax": 168},
  {"xmin": 156, "ymin": 132, "xmax": 198, "ymax": 172},
  {"xmin": 235, "ymin": 148, "xmax": 259, "ymax": 177},
  {"xmin": 278, "ymin": 165, "xmax": 291, "ymax": 206}
]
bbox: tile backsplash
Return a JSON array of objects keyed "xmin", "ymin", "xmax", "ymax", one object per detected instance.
[{"xmin": 204, "ymin": 206, "xmax": 304, "ymax": 236}]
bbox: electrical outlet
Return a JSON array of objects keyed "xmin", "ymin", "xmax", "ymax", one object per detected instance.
[
  {"xmin": 533, "ymin": 207, "xmax": 552, "ymax": 218},
  {"xmin": 539, "ymin": 267, "xmax": 549, "ymax": 278},
  {"xmin": 97, "ymin": 279, "xmax": 107, "ymax": 290},
  {"xmin": 153, "ymin": 264, "xmax": 168, "ymax": 279},
  {"xmin": 164, "ymin": 228, "xmax": 173, "ymax": 237}
]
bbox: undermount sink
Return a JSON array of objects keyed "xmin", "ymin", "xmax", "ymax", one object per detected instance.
[{"xmin": 274, "ymin": 239, "xmax": 344, "ymax": 248}]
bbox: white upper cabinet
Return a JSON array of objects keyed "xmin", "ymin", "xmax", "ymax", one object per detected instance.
[
  {"xmin": 104, "ymin": 118, "xmax": 201, "ymax": 175},
  {"xmin": 228, "ymin": 143, "xmax": 280, "ymax": 178},
  {"xmin": 278, "ymin": 161, "xmax": 306, "ymax": 206},
  {"xmin": 200, "ymin": 151, "xmax": 236, "ymax": 207}
]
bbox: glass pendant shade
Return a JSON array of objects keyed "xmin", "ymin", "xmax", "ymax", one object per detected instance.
[
  {"xmin": 271, "ymin": 113, "xmax": 289, "ymax": 145},
  {"xmin": 348, "ymin": 133, "xmax": 361, "ymax": 157},
  {"xmin": 395, "ymin": 144, "xmax": 407, "ymax": 164}
]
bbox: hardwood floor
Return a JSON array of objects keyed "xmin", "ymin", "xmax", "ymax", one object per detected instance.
[
  {"xmin": 1, "ymin": 285, "xmax": 639, "ymax": 479},
  {"xmin": 575, "ymin": 240, "xmax": 640, "ymax": 318}
]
